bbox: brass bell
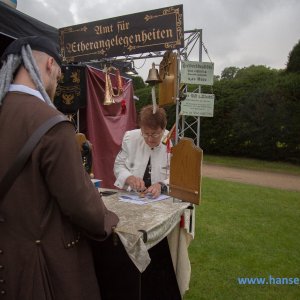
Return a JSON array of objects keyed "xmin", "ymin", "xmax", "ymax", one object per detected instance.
[{"xmin": 145, "ymin": 63, "xmax": 162, "ymax": 85}]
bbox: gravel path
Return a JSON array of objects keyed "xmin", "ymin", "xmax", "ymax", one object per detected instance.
[{"xmin": 202, "ymin": 163, "xmax": 300, "ymax": 192}]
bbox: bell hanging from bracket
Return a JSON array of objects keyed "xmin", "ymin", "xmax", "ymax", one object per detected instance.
[
  {"xmin": 145, "ymin": 63, "xmax": 162, "ymax": 86},
  {"xmin": 145, "ymin": 62, "xmax": 162, "ymax": 114}
]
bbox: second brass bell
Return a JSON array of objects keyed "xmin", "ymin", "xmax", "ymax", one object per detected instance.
[{"xmin": 146, "ymin": 63, "xmax": 162, "ymax": 85}]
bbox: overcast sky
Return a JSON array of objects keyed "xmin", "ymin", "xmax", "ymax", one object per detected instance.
[{"xmin": 17, "ymin": 0, "xmax": 300, "ymax": 79}]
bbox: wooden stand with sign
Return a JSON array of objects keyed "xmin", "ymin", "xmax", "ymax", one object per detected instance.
[{"xmin": 169, "ymin": 138, "xmax": 202, "ymax": 205}]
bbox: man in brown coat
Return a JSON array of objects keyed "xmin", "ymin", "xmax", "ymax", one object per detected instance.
[{"xmin": 0, "ymin": 36, "xmax": 119, "ymax": 299}]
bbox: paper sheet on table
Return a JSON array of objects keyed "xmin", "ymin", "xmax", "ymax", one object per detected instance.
[{"xmin": 119, "ymin": 193, "xmax": 170, "ymax": 205}]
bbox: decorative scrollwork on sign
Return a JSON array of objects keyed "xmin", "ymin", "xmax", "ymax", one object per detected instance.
[{"xmin": 59, "ymin": 5, "xmax": 183, "ymax": 62}]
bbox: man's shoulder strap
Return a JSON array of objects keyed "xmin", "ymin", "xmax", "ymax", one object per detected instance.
[{"xmin": 0, "ymin": 114, "xmax": 68, "ymax": 201}]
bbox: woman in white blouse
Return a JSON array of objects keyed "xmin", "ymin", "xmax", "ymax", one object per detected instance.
[{"xmin": 114, "ymin": 105, "xmax": 170, "ymax": 198}]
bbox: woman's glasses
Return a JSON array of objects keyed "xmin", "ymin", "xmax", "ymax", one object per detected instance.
[{"xmin": 141, "ymin": 131, "xmax": 163, "ymax": 139}]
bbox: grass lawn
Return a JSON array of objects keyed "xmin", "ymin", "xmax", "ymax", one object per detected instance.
[
  {"xmin": 184, "ymin": 178, "xmax": 300, "ymax": 300},
  {"xmin": 204, "ymin": 155, "xmax": 300, "ymax": 176}
]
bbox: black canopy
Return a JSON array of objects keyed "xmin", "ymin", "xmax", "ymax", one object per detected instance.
[{"xmin": 0, "ymin": 2, "xmax": 58, "ymax": 57}]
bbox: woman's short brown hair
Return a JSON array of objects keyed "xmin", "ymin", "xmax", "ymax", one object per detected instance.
[{"xmin": 138, "ymin": 105, "xmax": 167, "ymax": 130}]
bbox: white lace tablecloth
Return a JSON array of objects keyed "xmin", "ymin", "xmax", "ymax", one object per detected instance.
[{"xmin": 101, "ymin": 190, "xmax": 195, "ymax": 296}]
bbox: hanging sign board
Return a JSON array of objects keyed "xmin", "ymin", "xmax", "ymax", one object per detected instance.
[
  {"xmin": 59, "ymin": 5, "xmax": 184, "ymax": 63},
  {"xmin": 181, "ymin": 61, "xmax": 214, "ymax": 85},
  {"xmin": 181, "ymin": 93, "xmax": 215, "ymax": 117}
]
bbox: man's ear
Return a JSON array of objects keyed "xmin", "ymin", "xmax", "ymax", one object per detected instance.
[{"xmin": 46, "ymin": 56, "xmax": 54, "ymax": 72}]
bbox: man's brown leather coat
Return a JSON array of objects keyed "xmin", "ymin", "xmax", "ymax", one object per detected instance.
[{"xmin": 0, "ymin": 92, "xmax": 119, "ymax": 299}]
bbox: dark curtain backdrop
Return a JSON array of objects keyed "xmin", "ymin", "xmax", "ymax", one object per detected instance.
[{"xmin": 82, "ymin": 66, "xmax": 137, "ymax": 188}]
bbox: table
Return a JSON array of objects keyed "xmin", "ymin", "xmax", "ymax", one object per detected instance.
[{"xmin": 95, "ymin": 190, "xmax": 195, "ymax": 298}]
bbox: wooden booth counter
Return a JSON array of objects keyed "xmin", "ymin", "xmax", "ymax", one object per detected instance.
[{"xmin": 92, "ymin": 189, "xmax": 195, "ymax": 300}]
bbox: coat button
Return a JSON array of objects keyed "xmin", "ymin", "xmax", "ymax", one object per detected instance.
[
  {"xmin": 0, "ymin": 266, "xmax": 3, "ymax": 270},
  {"xmin": 0, "ymin": 290, "xmax": 5, "ymax": 295},
  {"xmin": 0, "ymin": 279, "xmax": 4, "ymax": 284},
  {"xmin": 0, "ymin": 250, "xmax": 3, "ymax": 254}
]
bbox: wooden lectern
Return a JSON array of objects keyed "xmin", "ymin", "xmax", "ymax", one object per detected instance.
[{"xmin": 169, "ymin": 138, "xmax": 203, "ymax": 205}]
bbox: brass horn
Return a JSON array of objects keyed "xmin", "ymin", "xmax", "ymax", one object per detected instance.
[
  {"xmin": 103, "ymin": 66, "xmax": 123, "ymax": 105},
  {"xmin": 103, "ymin": 70, "xmax": 114, "ymax": 105},
  {"xmin": 146, "ymin": 63, "xmax": 162, "ymax": 85}
]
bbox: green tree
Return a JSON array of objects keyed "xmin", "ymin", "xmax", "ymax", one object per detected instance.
[
  {"xmin": 286, "ymin": 40, "xmax": 300, "ymax": 73},
  {"xmin": 221, "ymin": 66, "xmax": 239, "ymax": 79},
  {"xmin": 235, "ymin": 65, "xmax": 278, "ymax": 82},
  {"xmin": 131, "ymin": 76, "xmax": 146, "ymax": 90},
  {"xmin": 201, "ymin": 64, "xmax": 300, "ymax": 163}
]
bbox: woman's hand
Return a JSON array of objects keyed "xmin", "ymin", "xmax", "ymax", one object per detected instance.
[
  {"xmin": 125, "ymin": 175, "xmax": 146, "ymax": 192},
  {"xmin": 145, "ymin": 183, "xmax": 161, "ymax": 198}
]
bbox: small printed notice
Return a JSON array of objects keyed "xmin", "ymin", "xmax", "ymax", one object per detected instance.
[
  {"xmin": 181, "ymin": 93, "xmax": 215, "ymax": 117},
  {"xmin": 119, "ymin": 193, "xmax": 170, "ymax": 205},
  {"xmin": 181, "ymin": 61, "xmax": 214, "ymax": 85}
]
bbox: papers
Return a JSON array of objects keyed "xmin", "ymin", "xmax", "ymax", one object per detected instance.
[{"xmin": 119, "ymin": 193, "xmax": 170, "ymax": 205}]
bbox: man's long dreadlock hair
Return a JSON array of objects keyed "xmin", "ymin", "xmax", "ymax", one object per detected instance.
[{"xmin": 0, "ymin": 44, "xmax": 55, "ymax": 108}]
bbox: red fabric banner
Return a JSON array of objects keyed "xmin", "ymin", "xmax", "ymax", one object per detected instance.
[{"xmin": 83, "ymin": 66, "xmax": 137, "ymax": 188}]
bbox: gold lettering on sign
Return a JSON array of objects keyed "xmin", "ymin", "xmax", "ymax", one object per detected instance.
[
  {"xmin": 135, "ymin": 29, "xmax": 173, "ymax": 43},
  {"xmin": 94, "ymin": 24, "xmax": 113, "ymax": 35},
  {"xmin": 65, "ymin": 26, "xmax": 174, "ymax": 56},
  {"xmin": 117, "ymin": 20, "xmax": 130, "ymax": 33}
]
